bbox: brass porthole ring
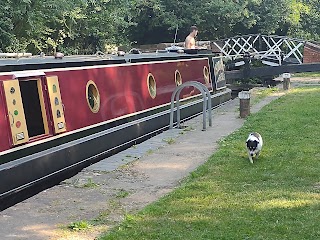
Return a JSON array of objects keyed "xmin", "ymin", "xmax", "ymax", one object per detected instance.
[
  {"xmin": 86, "ymin": 80, "xmax": 100, "ymax": 113},
  {"xmin": 175, "ymin": 70, "xmax": 182, "ymax": 86},
  {"xmin": 203, "ymin": 66, "xmax": 210, "ymax": 84},
  {"xmin": 147, "ymin": 73, "xmax": 157, "ymax": 99}
]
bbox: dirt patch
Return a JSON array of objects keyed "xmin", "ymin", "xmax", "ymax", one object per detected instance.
[
  {"xmin": 0, "ymin": 87, "xmax": 289, "ymax": 240},
  {"xmin": 291, "ymin": 76, "xmax": 320, "ymax": 83}
]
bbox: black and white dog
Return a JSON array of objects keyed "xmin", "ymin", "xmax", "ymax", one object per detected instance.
[{"xmin": 246, "ymin": 132, "xmax": 263, "ymax": 164}]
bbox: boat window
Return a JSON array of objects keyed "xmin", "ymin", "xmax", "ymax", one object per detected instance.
[
  {"xmin": 175, "ymin": 70, "xmax": 182, "ymax": 86},
  {"xmin": 147, "ymin": 73, "xmax": 157, "ymax": 99},
  {"xmin": 203, "ymin": 66, "xmax": 210, "ymax": 84},
  {"xmin": 86, "ymin": 80, "xmax": 100, "ymax": 113}
]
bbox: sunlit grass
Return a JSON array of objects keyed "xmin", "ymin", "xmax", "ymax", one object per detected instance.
[
  {"xmin": 293, "ymin": 72, "xmax": 320, "ymax": 77},
  {"xmin": 67, "ymin": 221, "xmax": 92, "ymax": 231},
  {"xmin": 251, "ymin": 87, "xmax": 279, "ymax": 105},
  {"xmin": 99, "ymin": 87, "xmax": 320, "ymax": 240}
]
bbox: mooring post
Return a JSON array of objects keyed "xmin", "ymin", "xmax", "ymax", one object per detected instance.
[
  {"xmin": 239, "ymin": 91, "xmax": 250, "ymax": 118},
  {"xmin": 283, "ymin": 73, "xmax": 291, "ymax": 90}
]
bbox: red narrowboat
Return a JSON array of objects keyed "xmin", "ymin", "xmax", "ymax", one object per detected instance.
[{"xmin": 0, "ymin": 51, "xmax": 230, "ymax": 210}]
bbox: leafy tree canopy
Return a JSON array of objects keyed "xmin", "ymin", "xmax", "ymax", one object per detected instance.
[{"xmin": 0, "ymin": 0, "xmax": 319, "ymax": 54}]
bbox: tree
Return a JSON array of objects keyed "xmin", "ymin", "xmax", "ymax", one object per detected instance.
[
  {"xmin": 0, "ymin": 0, "xmax": 14, "ymax": 52},
  {"xmin": 1, "ymin": 0, "xmax": 319, "ymax": 54},
  {"xmin": 290, "ymin": 0, "xmax": 320, "ymax": 41},
  {"xmin": 62, "ymin": 0, "xmax": 136, "ymax": 54}
]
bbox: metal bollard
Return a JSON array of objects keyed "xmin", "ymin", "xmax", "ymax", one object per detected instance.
[
  {"xmin": 239, "ymin": 91, "xmax": 250, "ymax": 118},
  {"xmin": 283, "ymin": 73, "xmax": 291, "ymax": 90}
]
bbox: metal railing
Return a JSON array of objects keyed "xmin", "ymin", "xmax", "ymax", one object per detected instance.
[
  {"xmin": 169, "ymin": 81, "xmax": 212, "ymax": 131},
  {"xmin": 211, "ymin": 34, "xmax": 306, "ymax": 66}
]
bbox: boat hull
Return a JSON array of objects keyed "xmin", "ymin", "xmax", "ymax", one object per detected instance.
[{"xmin": 0, "ymin": 89, "xmax": 230, "ymax": 210}]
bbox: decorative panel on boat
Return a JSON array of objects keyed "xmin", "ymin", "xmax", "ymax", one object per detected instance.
[
  {"xmin": 2, "ymin": 80, "xmax": 29, "ymax": 145},
  {"xmin": 212, "ymin": 57, "xmax": 226, "ymax": 90},
  {"xmin": 46, "ymin": 76, "xmax": 67, "ymax": 134}
]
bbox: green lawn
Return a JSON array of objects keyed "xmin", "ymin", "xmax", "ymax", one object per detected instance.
[
  {"xmin": 293, "ymin": 72, "xmax": 320, "ymax": 77},
  {"xmin": 99, "ymin": 87, "xmax": 320, "ymax": 240}
]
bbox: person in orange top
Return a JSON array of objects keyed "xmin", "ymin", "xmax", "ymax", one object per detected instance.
[{"xmin": 184, "ymin": 26, "xmax": 198, "ymax": 49}]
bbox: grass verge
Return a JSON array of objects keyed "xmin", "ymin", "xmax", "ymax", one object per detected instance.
[
  {"xmin": 99, "ymin": 87, "xmax": 320, "ymax": 240},
  {"xmin": 250, "ymin": 87, "xmax": 279, "ymax": 105},
  {"xmin": 293, "ymin": 72, "xmax": 320, "ymax": 77}
]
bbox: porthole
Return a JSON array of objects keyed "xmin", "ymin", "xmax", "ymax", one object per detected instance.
[
  {"xmin": 147, "ymin": 73, "xmax": 157, "ymax": 99},
  {"xmin": 203, "ymin": 66, "xmax": 210, "ymax": 84},
  {"xmin": 175, "ymin": 70, "xmax": 182, "ymax": 86},
  {"xmin": 86, "ymin": 80, "xmax": 100, "ymax": 113}
]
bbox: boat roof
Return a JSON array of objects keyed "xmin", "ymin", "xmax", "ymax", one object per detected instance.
[{"xmin": 0, "ymin": 51, "xmax": 218, "ymax": 73}]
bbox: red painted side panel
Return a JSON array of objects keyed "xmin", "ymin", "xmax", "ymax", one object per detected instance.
[
  {"xmin": 0, "ymin": 58, "xmax": 210, "ymax": 152},
  {"xmin": 54, "ymin": 58, "xmax": 210, "ymax": 131}
]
